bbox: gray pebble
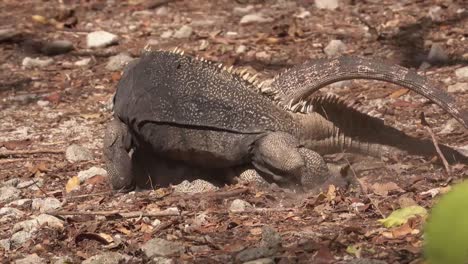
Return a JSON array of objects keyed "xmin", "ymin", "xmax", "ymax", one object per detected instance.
[
  {"xmin": 66, "ymin": 144, "xmax": 93, "ymax": 162},
  {"xmin": 22, "ymin": 57, "xmax": 53, "ymax": 69},
  {"xmin": 324, "ymin": 39, "xmax": 346, "ymax": 57},
  {"xmin": 0, "ymin": 186, "xmax": 21, "ymax": 203},
  {"xmin": 86, "ymin": 31, "xmax": 118, "ymax": 48},
  {"xmin": 106, "ymin": 53, "xmax": 134, "ymax": 71},
  {"xmin": 142, "ymin": 238, "xmax": 185, "ymax": 258},
  {"xmin": 173, "ymin": 25, "xmax": 193, "ymax": 39}
]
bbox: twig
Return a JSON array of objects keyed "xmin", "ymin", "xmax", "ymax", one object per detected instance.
[
  {"xmin": 420, "ymin": 113, "xmax": 451, "ymax": 175},
  {"xmin": 48, "ymin": 209, "xmax": 181, "ymax": 218},
  {"xmin": 0, "ymin": 157, "xmax": 54, "ymax": 164},
  {"xmin": 345, "ymin": 158, "xmax": 385, "ymax": 218},
  {"xmin": 65, "ymin": 191, "xmax": 113, "ymax": 200},
  {"xmin": 0, "ymin": 149, "xmax": 64, "ymax": 158}
]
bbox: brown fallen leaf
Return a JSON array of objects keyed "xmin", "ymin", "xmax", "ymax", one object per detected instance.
[
  {"xmin": 28, "ymin": 162, "xmax": 48, "ymax": 174},
  {"xmin": 389, "ymin": 88, "xmax": 409, "ymax": 99},
  {"xmin": 0, "ymin": 139, "xmax": 32, "ymax": 150},
  {"xmin": 391, "ymin": 222, "xmax": 414, "ymax": 238},
  {"xmin": 371, "ymin": 182, "xmax": 404, "ymax": 196}
]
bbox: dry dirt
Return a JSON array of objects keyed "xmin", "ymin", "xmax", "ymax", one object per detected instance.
[{"xmin": 0, "ymin": 0, "xmax": 467, "ymax": 263}]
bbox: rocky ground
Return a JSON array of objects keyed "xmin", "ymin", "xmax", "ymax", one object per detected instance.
[{"xmin": 0, "ymin": 0, "xmax": 467, "ymax": 263}]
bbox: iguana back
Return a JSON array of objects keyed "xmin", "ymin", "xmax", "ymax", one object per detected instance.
[{"xmin": 113, "ymin": 51, "xmax": 294, "ymax": 134}]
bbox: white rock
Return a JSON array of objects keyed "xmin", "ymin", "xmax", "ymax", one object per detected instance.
[
  {"xmin": 7, "ymin": 198, "xmax": 32, "ymax": 209},
  {"xmin": 10, "ymin": 230, "xmax": 33, "ymax": 247},
  {"xmin": 82, "ymin": 252, "xmax": 132, "ymax": 264},
  {"xmin": 15, "ymin": 253, "xmax": 44, "ymax": 264},
  {"xmin": 428, "ymin": 6, "xmax": 443, "ymax": 22},
  {"xmin": 0, "ymin": 186, "xmax": 21, "ymax": 203},
  {"xmin": 156, "ymin": 6, "xmax": 169, "ymax": 16},
  {"xmin": 152, "ymin": 219, "xmax": 162, "ymax": 227},
  {"xmin": 2, "ymin": 178, "xmax": 20, "ymax": 187},
  {"xmin": 324, "ymin": 39, "xmax": 346, "ymax": 56},
  {"xmin": 22, "ymin": 57, "xmax": 53, "ymax": 69},
  {"xmin": 74, "ymin": 58, "xmax": 91, "ymax": 67},
  {"xmin": 172, "ymin": 179, "xmax": 218, "ymax": 193},
  {"xmin": 142, "ymin": 238, "xmax": 185, "ymax": 258},
  {"xmin": 229, "ymin": 199, "xmax": 252, "ymax": 212},
  {"xmin": 447, "ymin": 82, "xmax": 468, "ymax": 93},
  {"xmin": 315, "ymin": 0, "xmax": 340, "ymax": 10},
  {"xmin": 427, "ymin": 43, "xmax": 448, "ymax": 63},
  {"xmin": 32, "ymin": 197, "xmax": 62, "ymax": 213},
  {"xmin": 78, "ymin": 166, "xmax": 107, "ymax": 182},
  {"xmin": 105, "ymin": 53, "xmax": 134, "ymax": 71},
  {"xmin": 37, "ymin": 100, "xmax": 49, "ymax": 107},
  {"xmin": 17, "ymin": 178, "xmax": 44, "ymax": 190},
  {"xmin": 13, "ymin": 214, "xmax": 64, "ymax": 233},
  {"xmin": 0, "ymin": 239, "xmax": 10, "ymax": 251},
  {"xmin": 455, "ymin": 66, "xmax": 468, "ymax": 79},
  {"xmin": 236, "ymin": 45, "xmax": 247, "ymax": 54},
  {"xmin": 161, "ymin": 30, "xmax": 173, "ymax": 39},
  {"xmin": 233, "ymin": 5, "xmax": 254, "ymax": 15},
  {"xmin": 294, "ymin": 8, "xmax": 311, "ymax": 19},
  {"xmin": 0, "ymin": 207, "xmax": 25, "ymax": 223},
  {"xmin": 66, "ymin": 144, "xmax": 93, "ymax": 162},
  {"xmin": 86, "ymin": 31, "xmax": 119, "ymax": 48},
  {"xmin": 173, "ymin": 25, "xmax": 193, "ymax": 39},
  {"xmin": 255, "ymin": 51, "xmax": 271, "ymax": 62},
  {"xmin": 240, "ymin": 13, "xmax": 273, "ymax": 25}
]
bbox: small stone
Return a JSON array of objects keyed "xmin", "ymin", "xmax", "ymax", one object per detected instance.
[
  {"xmin": 455, "ymin": 66, "xmax": 468, "ymax": 80},
  {"xmin": 173, "ymin": 179, "xmax": 218, "ymax": 193},
  {"xmin": 151, "ymin": 257, "xmax": 174, "ymax": 264},
  {"xmin": 233, "ymin": 5, "xmax": 254, "ymax": 15},
  {"xmin": 37, "ymin": 100, "xmax": 49, "ymax": 107},
  {"xmin": 32, "ymin": 197, "xmax": 62, "ymax": 213},
  {"xmin": 243, "ymin": 258, "xmax": 275, "ymax": 264},
  {"xmin": 142, "ymin": 238, "xmax": 185, "ymax": 258},
  {"xmin": 240, "ymin": 13, "xmax": 273, "ymax": 25},
  {"xmin": 22, "ymin": 57, "xmax": 53, "ymax": 69},
  {"xmin": 0, "ymin": 239, "xmax": 10, "ymax": 251},
  {"xmin": 315, "ymin": 0, "xmax": 340, "ymax": 10},
  {"xmin": 198, "ymin": 39, "xmax": 209, "ymax": 51},
  {"xmin": 2, "ymin": 178, "xmax": 20, "ymax": 187},
  {"xmin": 447, "ymin": 82, "xmax": 468, "ymax": 93},
  {"xmin": 428, "ymin": 6, "xmax": 443, "ymax": 22},
  {"xmin": 51, "ymin": 256, "xmax": 73, "ymax": 264},
  {"xmin": 13, "ymin": 214, "xmax": 64, "ymax": 232},
  {"xmin": 41, "ymin": 40, "xmax": 74, "ymax": 56},
  {"xmin": 255, "ymin": 51, "xmax": 271, "ymax": 62},
  {"xmin": 66, "ymin": 144, "xmax": 93, "ymax": 162},
  {"xmin": 260, "ymin": 226, "xmax": 281, "ymax": 248},
  {"xmin": 78, "ymin": 166, "xmax": 107, "ymax": 182},
  {"xmin": 160, "ymin": 30, "xmax": 173, "ymax": 39},
  {"xmin": 0, "ymin": 207, "xmax": 25, "ymax": 223},
  {"xmin": 155, "ymin": 6, "xmax": 169, "ymax": 16},
  {"xmin": 0, "ymin": 186, "xmax": 21, "ymax": 203},
  {"xmin": 324, "ymin": 39, "xmax": 346, "ymax": 57},
  {"xmin": 152, "ymin": 219, "xmax": 161, "ymax": 227},
  {"xmin": 75, "ymin": 58, "xmax": 91, "ymax": 67},
  {"xmin": 427, "ymin": 43, "xmax": 448, "ymax": 64},
  {"xmin": 17, "ymin": 178, "xmax": 44, "ymax": 190},
  {"xmin": 226, "ymin": 31, "xmax": 238, "ymax": 37},
  {"xmin": 10, "ymin": 230, "xmax": 33, "ymax": 247},
  {"xmin": 192, "ymin": 212, "xmax": 208, "ymax": 227},
  {"xmin": 7, "ymin": 198, "xmax": 32, "ymax": 209},
  {"xmin": 294, "ymin": 8, "xmax": 311, "ymax": 19},
  {"xmin": 440, "ymin": 118, "xmax": 460, "ymax": 134},
  {"xmin": 173, "ymin": 25, "xmax": 193, "ymax": 39},
  {"xmin": 161, "ymin": 207, "xmax": 180, "ymax": 215},
  {"xmin": 229, "ymin": 199, "xmax": 252, "ymax": 212},
  {"xmin": 14, "ymin": 253, "xmax": 44, "ymax": 264},
  {"xmin": 105, "ymin": 53, "xmax": 134, "ymax": 71},
  {"xmin": 82, "ymin": 252, "xmax": 132, "ymax": 264},
  {"xmin": 236, "ymin": 45, "xmax": 247, "ymax": 54},
  {"xmin": 86, "ymin": 31, "xmax": 118, "ymax": 48}
]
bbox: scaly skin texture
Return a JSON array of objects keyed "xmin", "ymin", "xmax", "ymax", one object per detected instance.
[
  {"xmin": 104, "ymin": 50, "xmax": 468, "ymax": 192},
  {"xmin": 269, "ymin": 56, "xmax": 468, "ymax": 128}
]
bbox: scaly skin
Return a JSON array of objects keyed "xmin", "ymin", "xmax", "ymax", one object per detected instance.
[{"xmin": 104, "ymin": 50, "xmax": 468, "ymax": 192}]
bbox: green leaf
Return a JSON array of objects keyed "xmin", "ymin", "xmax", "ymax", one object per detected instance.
[
  {"xmin": 425, "ymin": 181, "xmax": 468, "ymax": 264},
  {"xmin": 378, "ymin": 205, "xmax": 427, "ymax": 228}
]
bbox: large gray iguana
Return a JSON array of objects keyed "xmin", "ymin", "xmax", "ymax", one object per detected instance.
[{"xmin": 103, "ymin": 48, "xmax": 468, "ymax": 192}]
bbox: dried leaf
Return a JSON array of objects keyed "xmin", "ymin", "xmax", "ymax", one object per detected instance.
[
  {"xmin": 371, "ymin": 182, "xmax": 404, "ymax": 196},
  {"xmin": 32, "ymin": 15, "xmax": 48, "ymax": 24},
  {"xmin": 0, "ymin": 139, "xmax": 32, "ymax": 150},
  {"xmin": 66, "ymin": 176, "xmax": 80, "ymax": 193},
  {"xmin": 389, "ymin": 88, "xmax": 409, "ymax": 99}
]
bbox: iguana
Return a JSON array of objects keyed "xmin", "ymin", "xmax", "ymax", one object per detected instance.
[{"xmin": 103, "ymin": 49, "xmax": 468, "ymax": 192}]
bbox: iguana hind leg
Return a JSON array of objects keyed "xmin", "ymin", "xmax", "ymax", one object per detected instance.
[{"xmin": 103, "ymin": 118, "xmax": 136, "ymax": 192}]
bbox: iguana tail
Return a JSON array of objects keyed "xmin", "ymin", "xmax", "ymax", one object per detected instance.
[
  {"xmin": 295, "ymin": 95, "xmax": 468, "ymax": 164},
  {"xmin": 271, "ymin": 56, "xmax": 468, "ymax": 128}
]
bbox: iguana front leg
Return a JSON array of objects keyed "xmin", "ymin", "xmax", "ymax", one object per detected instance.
[
  {"xmin": 103, "ymin": 118, "xmax": 136, "ymax": 192},
  {"xmin": 251, "ymin": 132, "xmax": 347, "ymax": 190}
]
